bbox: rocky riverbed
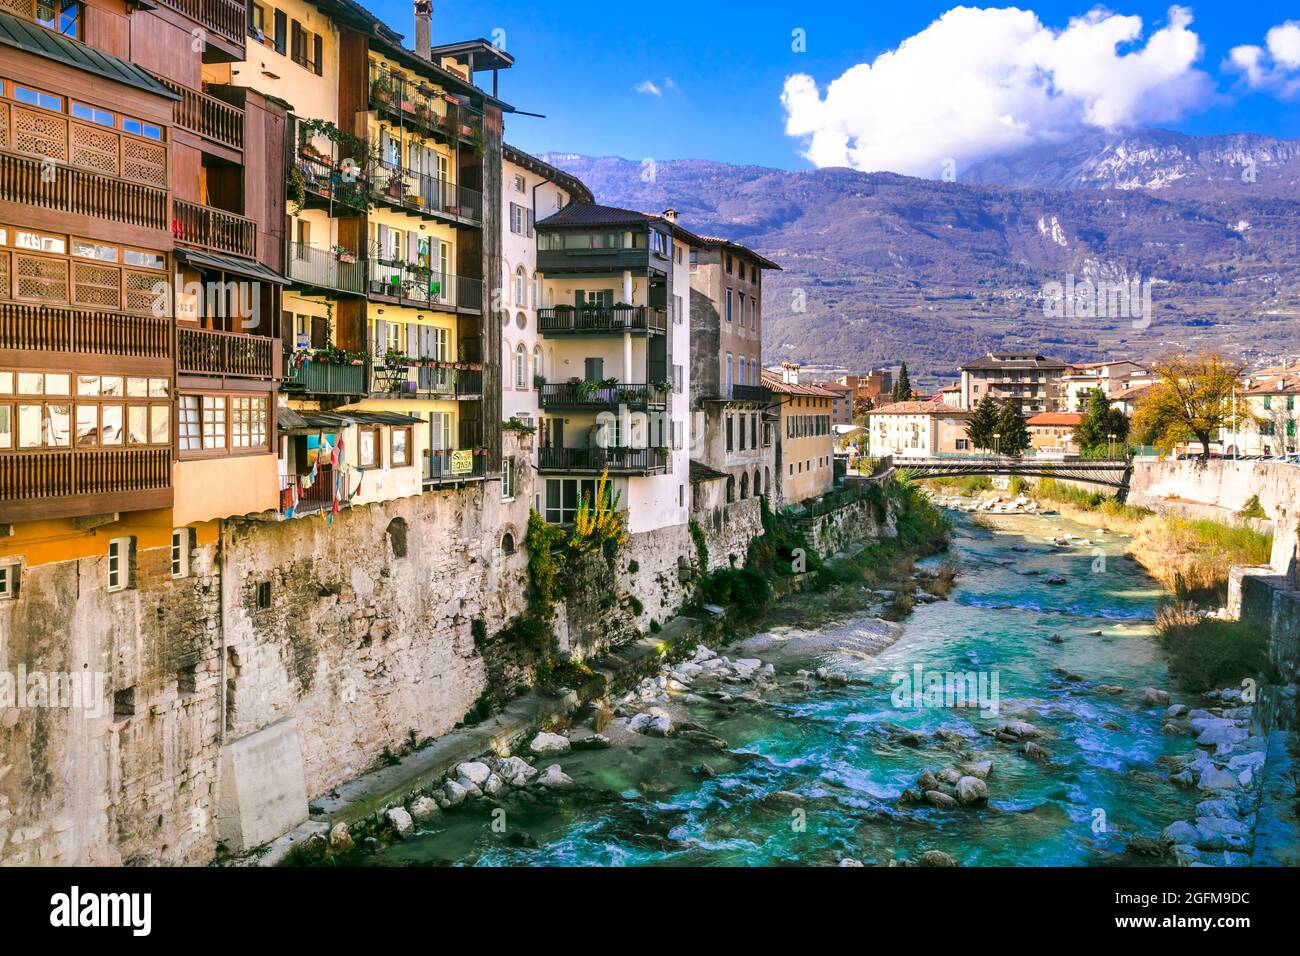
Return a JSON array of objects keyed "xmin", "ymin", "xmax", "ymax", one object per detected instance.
[{"xmin": 316, "ymin": 504, "xmax": 1296, "ymax": 867}]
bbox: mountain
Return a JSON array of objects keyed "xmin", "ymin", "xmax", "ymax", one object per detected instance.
[
  {"xmin": 964, "ymin": 130, "xmax": 1300, "ymax": 197},
  {"xmin": 538, "ymin": 132, "xmax": 1300, "ymax": 384}
]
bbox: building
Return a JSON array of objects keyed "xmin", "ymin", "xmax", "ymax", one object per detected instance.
[
  {"xmin": 1107, "ymin": 380, "xmax": 1157, "ymax": 418},
  {"xmin": 1061, "ymin": 360, "xmax": 1149, "ymax": 412},
  {"xmin": 938, "ymin": 384, "xmax": 963, "ymax": 407},
  {"xmin": 865, "ymin": 401, "xmax": 975, "ymax": 459},
  {"xmin": 689, "ymin": 234, "xmax": 781, "ymax": 505},
  {"xmin": 763, "ymin": 364, "xmax": 835, "ymax": 505},
  {"xmin": 1026, "ymin": 412, "xmax": 1084, "ymax": 454},
  {"xmin": 1228, "ymin": 367, "xmax": 1299, "ymax": 457},
  {"xmin": 500, "ymin": 144, "xmax": 592, "ymax": 429},
  {"xmin": 265, "ymin": 0, "xmax": 512, "ymax": 517},
  {"xmin": 815, "ymin": 381, "xmax": 854, "ymax": 426},
  {"xmin": 959, "ymin": 352, "xmax": 1069, "ymax": 413},
  {"xmin": 529, "ymin": 202, "xmax": 692, "ymax": 533},
  {"xmin": 0, "ymin": 0, "xmax": 289, "ymax": 580},
  {"xmin": 838, "ymin": 371, "xmax": 892, "ymax": 405}
]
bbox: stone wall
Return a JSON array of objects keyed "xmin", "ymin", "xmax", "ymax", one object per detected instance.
[
  {"xmin": 1128, "ymin": 459, "xmax": 1300, "ymax": 524},
  {"xmin": 796, "ymin": 493, "xmax": 897, "ymax": 558}
]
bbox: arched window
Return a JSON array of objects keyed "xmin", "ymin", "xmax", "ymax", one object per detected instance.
[
  {"xmin": 514, "ymin": 266, "xmax": 527, "ymax": 306},
  {"xmin": 533, "ymin": 344, "xmax": 543, "ymax": 382},
  {"xmin": 514, "ymin": 343, "xmax": 528, "ymax": 390},
  {"xmin": 739, "ymin": 472, "xmax": 749, "ymax": 499},
  {"xmin": 533, "ymin": 271, "xmax": 542, "ymax": 308},
  {"xmin": 501, "ymin": 532, "xmax": 516, "ymax": 555},
  {"xmin": 754, "ymin": 469, "xmax": 763, "ymax": 497},
  {"xmin": 725, "ymin": 474, "xmax": 735, "ymax": 503}
]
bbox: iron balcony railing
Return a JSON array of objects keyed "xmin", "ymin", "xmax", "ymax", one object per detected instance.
[
  {"xmin": 370, "ymin": 162, "xmax": 482, "ymax": 223},
  {"xmin": 537, "ymin": 446, "xmax": 672, "ymax": 475},
  {"xmin": 366, "ymin": 260, "xmax": 483, "ymax": 311},
  {"xmin": 538, "ymin": 382, "xmax": 669, "ymax": 411},
  {"xmin": 292, "ymin": 153, "xmax": 370, "ymax": 213},
  {"xmin": 538, "ymin": 306, "xmax": 668, "ymax": 336},
  {"xmin": 287, "ymin": 242, "xmax": 366, "ymax": 294},
  {"xmin": 371, "ymin": 364, "xmax": 483, "ymax": 400},
  {"xmin": 368, "ymin": 66, "xmax": 484, "ymax": 144}
]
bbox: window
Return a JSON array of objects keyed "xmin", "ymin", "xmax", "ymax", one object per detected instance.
[
  {"xmin": 256, "ymin": 581, "xmax": 273, "ymax": 610},
  {"xmin": 230, "ymin": 397, "xmax": 267, "ymax": 449},
  {"xmin": 390, "ymin": 426, "xmax": 412, "ymax": 466},
  {"xmin": 672, "ymin": 364, "xmax": 683, "ymax": 394},
  {"xmin": 12, "ymin": 84, "xmax": 62, "ymax": 112},
  {"xmin": 651, "ymin": 231, "xmax": 670, "ymax": 257},
  {"xmin": 689, "ymin": 250, "xmax": 699, "ymax": 273},
  {"xmin": 514, "ymin": 174, "xmax": 526, "ymax": 193},
  {"xmin": 72, "ymin": 102, "xmax": 113, "ymax": 127},
  {"xmin": 514, "ymin": 266, "xmax": 527, "ymax": 305},
  {"xmin": 673, "ymin": 294, "xmax": 684, "ymax": 324},
  {"xmin": 544, "ymin": 478, "xmax": 598, "ymax": 524},
  {"xmin": 514, "ymin": 343, "xmax": 528, "ymax": 390},
  {"xmin": 358, "ymin": 426, "xmax": 381, "ymax": 468},
  {"xmin": 0, "ymin": 559, "xmax": 18, "ymax": 600},
  {"xmin": 502, "ymin": 457, "xmax": 515, "ymax": 499},
  {"xmin": 34, "ymin": 0, "xmax": 82, "ymax": 40},
  {"xmin": 273, "ymin": 9, "xmax": 287, "ymax": 53},
  {"xmin": 725, "ymin": 288, "xmax": 734, "ymax": 323},
  {"xmin": 171, "ymin": 529, "xmax": 193, "ymax": 579},
  {"xmin": 107, "ymin": 537, "xmax": 134, "ymax": 592}
]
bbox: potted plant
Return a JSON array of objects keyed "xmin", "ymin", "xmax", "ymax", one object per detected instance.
[
  {"xmin": 332, "ymin": 245, "xmax": 356, "ymax": 265},
  {"xmin": 533, "ymin": 374, "xmax": 546, "ymax": 391}
]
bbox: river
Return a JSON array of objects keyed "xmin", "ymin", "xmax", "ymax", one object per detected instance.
[{"xmin": 368, "ymin": 506, "xmax": 1202, "ymax": 867}]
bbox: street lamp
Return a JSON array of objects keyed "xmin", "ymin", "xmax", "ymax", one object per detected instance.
[
  {"xmin": 1107, "ymin": 432, "xmax": 1115, "ymax": 459},
  {"xmin": 993, "ymin": 432, "xmax": 1001, "ymax": 457}
]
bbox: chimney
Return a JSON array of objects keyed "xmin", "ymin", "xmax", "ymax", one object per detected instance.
[
  {"xmin": 415, "ymin": 1, "xmax": 432, "ymax": 60},
  {"xmin": 782, "ymin": 362, "xmax": 800, "ymax": 385},
  {"xmin": 662, "ymin": 208, "xmax": 679, "ymax": 224}
]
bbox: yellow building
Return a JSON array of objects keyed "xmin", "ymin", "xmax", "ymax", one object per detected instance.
[{"xmin": 763, "ymin": 365, "xmax": 835, "ymax": 506}]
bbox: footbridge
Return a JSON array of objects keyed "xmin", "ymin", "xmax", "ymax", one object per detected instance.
[{"xmin": 896, "ymin": 457, "xmax": 1132, "ymax": 492}]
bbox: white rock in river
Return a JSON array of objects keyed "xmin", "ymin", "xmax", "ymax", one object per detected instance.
[
  {"xmin": 409, "ymin": 795, "xmax": 440, "ymax": 822},
  {"xmin": 455, "ymin": 761, "xmax": 492, "ymax": 788},
  {"xmin": 483, "ymin": 773, "xmax": 504, "ymax": 795},
  {"xmin": 628, "ymin": 710, "xmax": 673, "ymax": 736},
  {"xmin": 961, "ymin": 760, "xmax": 992, "ymax": 780},
  {"xmin": 529, "ymin": 732, "xmax": 571, "ymax": 755},
  {"xmin": 1195, "ymin": 723, "xmax": 1248, "ymax": 750},
  {"xmin": 1162, "ymin": 820, "xmax": 1198, "ymax": 845},
  {"xmin": 385, "ymin": 807, "xmax": 414, "ymax": 839},
  {"xmin": 925, "ymin": 790, "xmax": 959, "ymax": 809},
  {"xmin": 495, "ymin": 755, "xmax": 537, "ymax": 781},
  {"xmin": 838, "ymin": 858, "xmax": 865, "ymax": 867},
  {"xmin": 329, "ymin": 821, "xmax": 354, "ymax": 851},
  {"xmin": 442, "ymin": 779, "xmax": 469, "ymax": 805},
  {"xmin": 1142, "ymin": 688, "xmax": 1171, "ymax": 706},
  {"xmin": 536, "ymin": 764, "xmax": 575, "ymax": 790},
  {"xmin": 1197, "ymin": 765, "xmax": 1240, "ymax": 791},
  {"xmin": 956, "ymin": 776, "xmax": 988, "ymax": 805},
  {"xmin": 999, "ymin": 719, "xmax": 1041, "ymax": 739}
]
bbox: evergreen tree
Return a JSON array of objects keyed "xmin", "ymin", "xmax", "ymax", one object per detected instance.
[
  {"xmin": 966, "ymin": 395, "xmax": 999, "ymax": 451},
  {"xmin": 1073, "ymin": 388, "xmax": 1130, "ymax": 456},
  {"xmin": 892, "ymin": 363, "xmax": 913, "ymax": 403},
  {"xmin": 995, "ymin": 400, "xmax": 1031, "ymax": 457}
]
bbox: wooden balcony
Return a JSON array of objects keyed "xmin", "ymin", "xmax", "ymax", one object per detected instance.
[
  {"xmin": 0, "ymin": 303, "xmax": 171, "ymax": 360},
  {"xmin": 0, "ymin": 150, "xmax": 168, "ymax": 231},
  {"xmin": 153, "ymin": 0, "xmax": 247, "ymax": 51},
  {"xmin": 0, "ymin": 448, "xmax": 172, "ymax": 522},
  {"xmin": 283, "ymin": 358, "xmax": 366, "ymax": 397},
  {"xmin": 172, "ymin": 199, "xmax": 256, "ymax": 258},
  {"xmin": 177, "ymin": 327, "xmax": 280, "ymax": 379},
  {"xmin": 152, "ymin": 76, "xmax": 243, "ymax": 151}
]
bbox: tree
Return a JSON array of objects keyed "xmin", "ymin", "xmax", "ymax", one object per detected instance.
[
  {"xmin": 1132, "ymin": 353, "xmax": 1253, "ymax": 462},
  {"xmin": 966, "ymin": 395, "xmax": 999, "ymax": 451},
  {"xmin": 1074, "ymin": 388, "xmax": 1130, "ymax": 456},
  {"xmin": 892, "ymin": 363, "xmax": 913, "ymax": 403},
  {"xmin": 852, "ymin": 396, "xmax": 875, "ymax": 426},
  {"xmin": 994, "ymin": 400, "xmax": 1031, "ymax": 457}
]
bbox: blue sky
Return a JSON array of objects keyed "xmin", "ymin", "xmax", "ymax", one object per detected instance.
[{"xmin": 370, "ymin": 1, "xmax": 1300, "ymax": 172}]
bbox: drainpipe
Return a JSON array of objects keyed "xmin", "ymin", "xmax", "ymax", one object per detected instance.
[{"xmin": 217, "ymin": 519, "xmax": 228, "ymax": 743}]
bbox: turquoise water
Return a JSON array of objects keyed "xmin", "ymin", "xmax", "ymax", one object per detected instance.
[{"xmin": 372, "ymin": 510, "xmax": 1199, "ymax": 867}]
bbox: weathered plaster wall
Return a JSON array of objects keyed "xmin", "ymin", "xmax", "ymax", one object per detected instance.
[{"xmin": 1128, "ymin": 459, "xmax": 1300, "ymax": 524}]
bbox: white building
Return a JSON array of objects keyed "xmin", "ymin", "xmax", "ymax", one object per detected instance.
[
  {"xmin": 866, "ymin": 401, "xmax": 975, "ymax": 458},
  {"xmin": 1061, "ymin": 360, "xmax": 1150, "ymax": 412}
]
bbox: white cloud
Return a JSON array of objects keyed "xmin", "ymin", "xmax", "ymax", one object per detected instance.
[
  {"xmin": 782, "ymin": 5, "xmax": 1214, "ymax": 177},
  {"xmin": 1228, "ymin": 21, "xmax": 1300, "ymax": 98},
  {"xmin": 635, "ymin": 80, "xmax": 663, "ymax": 97}
]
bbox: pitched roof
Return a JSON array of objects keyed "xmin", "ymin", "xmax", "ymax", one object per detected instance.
[
  {"xmin": 688, "ymin": 460, "xmax": 729, "ymax": 484},
  {"xmin": 867, "ymin": 401, "xmax": 972, "ymax": 416},
  {"xmin": 1026, "ymin": 413, "xmax": 1083, "ymax": 427},
  {"xmin": 695, "ymin": 235, "xmax": 782, "ymax": 271},
  {"xmin": 503, "ymin": 144, "xmax": 594, "ymax": 204},
  {"xmin": 960, "ymin": 352, "xmax": 1069, "ymax": 371},
  {"xmin": 0, "ymin": 11, "xmax": 178, "ymax": 100},
  {"xmin": 534, "ymin": 202, "xmax": 708, "ymax": 245},
  {"xmin": 761, "ymin": 371, "xmax": 838, "ymax": 398},
  {"xmin": 1242, "ymin": 375, "xmax": 1300, "ymax": 397}
]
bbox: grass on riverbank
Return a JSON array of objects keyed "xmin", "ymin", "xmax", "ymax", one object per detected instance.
[
  {"xmin": 1032, "ymin": 479, "xmax": 1272, "ymax": 602},
  {"xmin": 1155, "ymin": 603, "xmax": 1274, "ymax": 692}
]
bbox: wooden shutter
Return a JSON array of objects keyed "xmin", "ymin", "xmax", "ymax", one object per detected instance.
[
  {"xmin": 313, "ymin": 34, "xmax": 323, "ymax": 75},
  {"xmin": 310, "ymin": 315, "xmax": 327, "ymax": 349},
  {"xmin": 291, "ymin": 21, "xmax": 304, "ymax": 64},
  {"xmin": 274, "ymin": 10, "xmax": 286, "ymax": 53},
  {"xmin": 574, "ymin": 289, "xmax": 584, "ymax": 307},
  {"xmin": 373, "ymin": 319, "xmax": 388, "ymax": 357}
]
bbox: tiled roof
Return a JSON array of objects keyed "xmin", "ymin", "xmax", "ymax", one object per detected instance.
[
  {"xmin": 761, "ymin": 371, "xmax": 838, "ymax": 398},
  {"xmin": 867, "ymin": 401, "xmax": 972, "ymax": 416},
  {"xmin": 1243, "ymin": 376, "xmax": 1300, "ymax": 397},
  {"xmin": 688, "ymin": 460, "xmax": 729, "ymax": 483},
  {"xmin": 535, "ymin": 202, "xmax": 709, "ymax": 245},
  {"xmin": 1026, "ymin": 413, "xmax": 1083, "ymax": 427}
]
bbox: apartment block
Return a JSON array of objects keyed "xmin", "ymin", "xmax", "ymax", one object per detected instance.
[
  {"xmin": 763, "ymin": 364, "xmax": 835, "ymax": 505},
  {"xmin": 688, "ymin": 234, "xmax": 781, "ymax": 507},
  {"xmin": 959, "ymin": 352, "xmax": 1069, "ymax": 414}
]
